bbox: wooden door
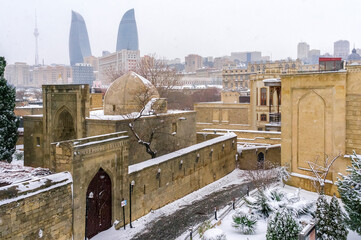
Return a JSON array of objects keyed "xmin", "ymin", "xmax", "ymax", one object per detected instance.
[{"xmin": 86, "ymin": 168, "xmax": 112, "ymax": 239}]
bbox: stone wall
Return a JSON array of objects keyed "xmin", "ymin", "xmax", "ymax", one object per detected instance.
[
  {"xmin": 24, "ymin": 115, "xmax": 44, "ymax": 168},
  {"xmin": 14, "ymin": 107, "xmax": 43, "ymax": 116},
  {"xmin": 238, "ymin": 145, "xmax": 281, "ymax": 170},
  {"xmin": 201, "ymin": 129, "xmax": 281, "ymax": 145},
  {"xmin": 127, "ymin": 133, "xmax": 237, "ymax": 223},
  {"xmin": 194, "ymin": 102, "xmax": 251, "ymax": 131},
  {"xmin": 0, "ymin": 172, "xmax": 73, "ymax": 240},
  {"xmin": 86, "ymin": 111, "xmax": 197, "ymax": 165}
]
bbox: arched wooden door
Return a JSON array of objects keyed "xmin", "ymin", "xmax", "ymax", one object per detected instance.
[{"xmin": 86, "ymin": 168, "xmax": 112, "ymax": 239}]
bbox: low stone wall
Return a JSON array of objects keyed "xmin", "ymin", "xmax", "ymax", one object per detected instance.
[
  {"xmin": 237, "ymin": 144, "xmax": 281, "ymax": 170},
  {"xmin": 202, "ymin": 128, "xmax": 281, "ymax": 145},
  {"xmin": 0, "ymin": 172, "xmax": 73, "ymax": 240},
  {"xmin": 128, "ymin": 133, "xmax": 237, "ymax": 223}
]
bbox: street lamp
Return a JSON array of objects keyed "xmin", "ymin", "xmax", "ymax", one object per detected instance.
[{"xmin": 129, "ymin": 180, "xmax": 135, "ymax": 228}]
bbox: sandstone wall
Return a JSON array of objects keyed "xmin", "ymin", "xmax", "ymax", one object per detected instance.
[
  {"xmin": 238, "ymin": 145, "xmax": 281, "ymax": 170},
  {"xmin": 201, "ymin": 129, "xmax": 281, "ymax": 145},
  {"xmin": 0, "ymin": 172, "xmax": 73, "ymax": 240},
  {"xmin": 128, "ymin": 133, "xmax": 237, "ymax": 223}
]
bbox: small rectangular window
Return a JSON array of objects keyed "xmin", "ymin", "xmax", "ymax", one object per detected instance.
[
  {"xmin": 172, "ymin": 122, "xmax": 177, "ymax": 133},
  {"xmin": 261, "ymin": 114, "xmax": 267, "ymax": 121},
  {"xmin": 260, "ymin": 88, "xmax": 267, "ymax": 106},
  {"xmin": 36, "ymin": 137, "xmax": 41, "ymax": 147}
]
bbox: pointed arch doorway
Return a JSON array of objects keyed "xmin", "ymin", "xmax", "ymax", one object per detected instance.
[{"xmin": 85, "ymin": 168, "xmax": 112, "ymax": 239}]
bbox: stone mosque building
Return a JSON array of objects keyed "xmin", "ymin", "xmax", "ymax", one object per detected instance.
[{"xmin": 1, "ymin": 72, "xmax": 238, "ymax": 239}]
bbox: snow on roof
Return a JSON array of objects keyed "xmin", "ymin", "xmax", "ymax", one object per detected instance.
[
  {"xmin": 0, "ymin": 161, "xmax": 52, "ymax": 187},
  {"xmin": 128, "ymin": 132, "xmax": 237, "ymax": 174},
  {"xmin": 130, "ymin": 72, "xmax": 153, "ymax": 86},
  {"xmin": 0, "ymin": 171, "xmax": 72, "ymax": 206},
  {"xmin": 87, "ymin": 109, "xmax": 193, "ymax": 121},
  {"xmin": 237, "ymin": 143, "xmax": 281, "ymax": 154},
  {"xmin": 263, "ymin": 78, "xmax": 281, "ymax": 83},
  {"xmin": 16, "ymin": 105, "xmax": 43, "ymax": 109},
  {"xmin": 202, "ymin": 128, "xmax": 281, "ymax": 135}
]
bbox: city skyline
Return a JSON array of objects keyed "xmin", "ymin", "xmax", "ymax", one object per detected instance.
[{"xmin": 1, "ymin": 0, "xmax": 361, "ymax": 65}]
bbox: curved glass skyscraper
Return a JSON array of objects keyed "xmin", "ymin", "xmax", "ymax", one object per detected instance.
[
  {"xmin": 69, "ymin": 11, "xmax": 92, "ymax": 66},
  {"xmin": 116, "ymin": 9, "xmax": 139, "ymax": 51}
]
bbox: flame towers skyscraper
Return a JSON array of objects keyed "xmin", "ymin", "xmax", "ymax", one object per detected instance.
[
  {"xmin": 69, "ymin": 11, "xmax": 92, "ymax": 66},
  {"xmin": 116, "ymin": 9, "xmax": 139, "ymax": 51}
]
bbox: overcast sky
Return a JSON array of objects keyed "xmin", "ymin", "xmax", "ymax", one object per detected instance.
[{"xmin": 1, "ymin": 0, "xmax": 360, "ymax": 65}]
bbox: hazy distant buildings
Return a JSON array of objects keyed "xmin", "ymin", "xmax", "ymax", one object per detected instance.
[
  {"xmin": 347, "ymin": 48, "xmax": 361, "ymax": 63},
  {"xmin": 98, "ymin": 49, "xmax": 140, "ymax": 83},
  {"xmin": 33, "ymin": 65, "xmax": 72, "ymax": 87},
  {"xmin": 5, "ymin": 63, "xmax": 32, "ymax": 87},
  {"xmin": 308, "ymin": 49, "xmax": 321, "ymax": 64},
  {"xmin": 334, "ymin": 40, "xmax": 350, "ymax": 59},
  {"xmin": 116, "ymin": 9, "xmax": 139, "ymax": 52},
  {"xmin": 185, "ymin": 54, "xmax": 203, "ymax": 73},
  {"xmin": 69, "ymin": 11, "xmax": 92, "ymax": 66},
  {"xmin": 72, "ymin": 63, "xmax": 95, "ymax": 86},
  {"xmin": 231, "ymin": 52, "xmax": 262, "ymax": 63},
  {"xmin": 297, "ymin": 42, "xmax": 310, "ymax": 60}
]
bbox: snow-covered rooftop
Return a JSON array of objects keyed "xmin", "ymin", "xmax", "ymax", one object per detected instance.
[
  {"xmin": 0, "ymin": 161, "xmax": 51, "ymax": 187},
  {"xmin": 128, "ymin": 132, "xmax": 236, "ymax": 174}
]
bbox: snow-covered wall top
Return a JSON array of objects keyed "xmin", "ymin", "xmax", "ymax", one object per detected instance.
[
  {"xmin": 128, "ymin": 132, "xmax": 237, "ymax": 174},
  {"xmin": 0, "ymin": 172, "xmax": 73, "ymax": 206}
]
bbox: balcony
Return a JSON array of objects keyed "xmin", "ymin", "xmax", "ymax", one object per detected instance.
[
  {"xmin": 269, "ymin": 113, "xmax": 281, "ymax": 123},
  {"xmin": 266, "ymin": 113, "xmax": 281, "ymax": 131}
]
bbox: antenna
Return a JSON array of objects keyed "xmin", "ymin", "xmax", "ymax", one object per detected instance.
[{"xmin": 34, "ymin": 10, "xmax": 39, "ymax": 66}]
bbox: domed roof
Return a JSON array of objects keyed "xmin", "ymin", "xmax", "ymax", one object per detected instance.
[
  {"xmin": 104, "ymin": 72, "xmax": 159, "ymax": 115},
  {"xmin": 347, "ymin": 48, "xmax": 361, "ymax": 61}
]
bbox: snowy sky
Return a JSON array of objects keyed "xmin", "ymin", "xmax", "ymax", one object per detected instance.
[{"xmin": 1, "ymin": 0, "xmax": 361, "ymax": 65}]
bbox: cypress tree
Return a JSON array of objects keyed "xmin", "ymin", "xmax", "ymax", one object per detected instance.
[
  {"xmin": 0, "ymin": 57, "xmax": 19, "ymax": 163},
  {"xmin": 315, "ymin": 195, "xmax": 330, "ymax": 239},
  {"xmin": 337, "ymin": 152, "xmax": 361, "ymax": 235},
  {"xmin": 328, "ymin": 195, "xmax": 348, "ymax": 240}
]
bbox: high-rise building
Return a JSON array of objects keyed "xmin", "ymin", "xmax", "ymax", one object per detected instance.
[
  {"xmin": 185, "ymin": 54, "xmax": 203, "ymax": 73},
  {"xmin": 5, "ymin": 62, "xmax": 32, "ymax": 87},
  {"xmin": 334, "ymin": 40, "xmax": 350, "ymax": 59},
  {"xmin": 116, "ymin": 9, "xmax": 139, "ymax": 52},
  {"xmin": 32, "ymin": 65, "xmax": 72, "ymax": 87},
  {"xmin": 72, "ymin": 63, "xmax": 95, "ymax": 86},
  {"xmin": 98, "ymin": 49, "xmax": 140, "ymax": 83},
  {"xmin": 308, "ymin": 49, "xmax": 321, "ymax": 64},
  {"xmin": 297, "ymin": 42, "xmax": 310, "ymax": 60},
  {"xmin": 69, "ymin": 11, "xmax": 92, "ymax": 66}
]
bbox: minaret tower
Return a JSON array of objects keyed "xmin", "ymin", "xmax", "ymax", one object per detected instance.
[{"xmin": 34, "ymin": 11, "xmax": 39, "ymax": 66}]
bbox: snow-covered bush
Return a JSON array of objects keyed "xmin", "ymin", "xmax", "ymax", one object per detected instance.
[
  {"xmin": 232, "ymin": 210, "xmax": 257, "ymax": 234},
  {"xmin": 202, "ymin": 228, "xmax": 227, "ymax": 240},
  {"xmin": 337, "ymin": 152, "xmax": 361, "ymax": 235},
  {"xmin": 315, "ymin": 195, "xmax": 330, "ymax": 239},
  {"xmin": 328, "ymin": 195, "xmax": 348, "ymax": 240},
  {"xmin": 244, "ymin": 188, "xmax": 315, "ymax": 220},
  {"xmin": 266, "ymin": 209, "xmax": 300, "ymax": 240},
  {"xmin": 198, "ymin": 220, "xmax": 213, "ymax": 238},
  {"xmin": 13, "ymin": 150, "xmax": 24, "ymax": 161}
]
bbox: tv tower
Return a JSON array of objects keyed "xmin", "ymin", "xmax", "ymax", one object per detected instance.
[{"xmin": 33, "ymin": 11, "xmax": 39, "ymax": 66}]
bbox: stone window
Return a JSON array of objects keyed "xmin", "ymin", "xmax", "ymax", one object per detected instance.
[
  {"xmin": 36, "ymin": 137, "xmax": 40, "ymax": 147},
  {"xmin": 260, "ymin": 88, "xmax": 267, "ymax": 106},
  {"xmin": 260, "ymin": 114, "xmax": 267, "ymax": 121}
]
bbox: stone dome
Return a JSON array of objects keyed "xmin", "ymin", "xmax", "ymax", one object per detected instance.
[
  {"xmin": 347, "ymin": 48, "xmax": 361, "ymax": 61},
  {"xmin": 104, "ymin": 72, "xmax": 159, "ymax": 115}
]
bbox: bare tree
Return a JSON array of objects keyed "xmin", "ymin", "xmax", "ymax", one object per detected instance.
[
  {"xmin": 104, "ymin": 65, "xmax": 124, "ymax": 83},
  {"xmin": 243, "ymin": 160, "xmax": 280, "ymax": 190},
  {"xmin": 126, "ymin": 85, "xmax": 185, "ymax": 159},
  {"xmin": 135, "ymin": 54, "xmax": 180, "ymax": 98},
  {"xmin": 307, "ymin": 153, "xmax": 340, "ymax": 194}
]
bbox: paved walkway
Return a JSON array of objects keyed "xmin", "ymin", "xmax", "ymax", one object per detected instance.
[{"xmin": 132, "ymin": 183, "xmax": 252, "ymax": 240}]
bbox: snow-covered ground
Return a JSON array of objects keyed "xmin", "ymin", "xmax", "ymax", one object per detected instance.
[
  {"xmin": 93, "ymin": 169, "xmax": 249, "ymax": 240},
  {"xmin": 209, "ymin": 185, "xmax": 360, "ymax": 240}
]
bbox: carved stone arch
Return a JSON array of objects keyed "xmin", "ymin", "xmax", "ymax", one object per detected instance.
[
  {"xmin": 54, "ymin": 106, "xmax": 76, "ymax": 142},
  {"xmin": 297, "ymin": 90, "xmax": 326, "ymax": 168}
]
